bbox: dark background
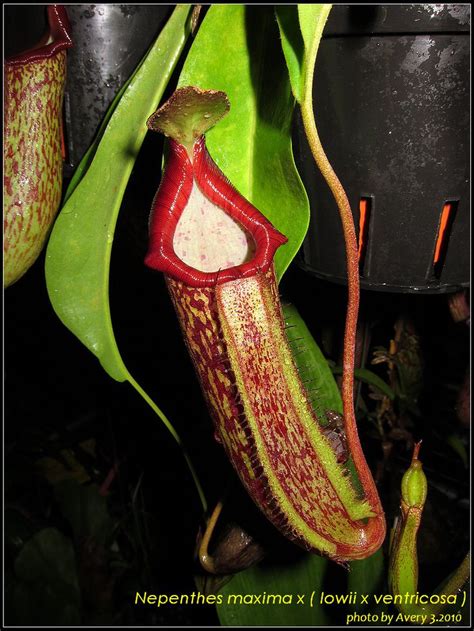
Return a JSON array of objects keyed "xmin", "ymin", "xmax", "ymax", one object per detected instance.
[{"xmin": 4, "ymin": 4, "xmax": 470, "ymax": 626}]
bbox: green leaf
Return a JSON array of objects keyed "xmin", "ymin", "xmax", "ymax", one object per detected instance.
[
  {"xmin": 276, "ymin": 5, "xmax": 332, "ymax": 106},
  {"xmin": 15, "ymin": 527, "xmax": 79, "ymax": 588},
  {"xmin": 348, "ymin": 550, "xmax": 385, "ymax": 613},
  {"xmin": 446, "ymin": 434, "xmax": 468, "ymax": 468},
  {"xmin": 217, "ymin": 554, "xmax": 329, "ymax": 626},
  {"xmin": 275, "ymin": 6, "xmax": 305, "ymax": 102},
  {"xmin": 54, "ymin": 480, "xmax": 115, "ymax": 546},
  {"xmin": 177, "ymin": 5, "xmax": 309, "ymax": 280},
  {"xmin": 46, "ymin": 5, "xmax": 192, "ymax": 382},
  {"xmin": 5, "ymin": 508, "xmax": 39, "ymax": 561},
  {"xmin": 298, "ymin": 5, "xmax": 332, "ymax": 61},
  {"xmin": 45, "ymin": 6, "xmax": 207, "ymax": 512},
  {"xmin": 283, "ymin": 303, "xmax": 342, "ymax": 418},
  {"xmin": 332, "ymin": 366, "xmax": 396, "ymax": 400},
  {"xmin": 11, "ymin": 528, "xmax": 81, "ymax": 625}
]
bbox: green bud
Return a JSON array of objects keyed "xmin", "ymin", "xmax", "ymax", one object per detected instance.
[{"xmin": 401, "ymin": 457, "xmax": 428, "ymax": 508}]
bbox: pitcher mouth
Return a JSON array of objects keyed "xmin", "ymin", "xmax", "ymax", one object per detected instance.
[
  {"xmin": 145, "ymin": 136, "xmax": 288, "ymax": 288},
  {"xmin": 5, "ymin": 5, "xmax": 72, "ymax": 67}
]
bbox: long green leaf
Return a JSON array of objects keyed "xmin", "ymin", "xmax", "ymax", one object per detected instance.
[
  {"xmin": 275, "ymin": 6, "xmax": 305, "ymax": 102},
  {"xmin": 46, "ymin": 5, "xmax": 191, "ymax": 380},
  {"xmin": 178, "ymin": 5, "xmax": 309, "ymax": 280},
  {"xmin": 331, "ymin": 366, "xmax": 396, "ymax": 400},
  {"xmin": 283, "ymin": 303, "xmax": 342, "ymax": 417},
  {"xmin": 45, "ymin": 6, "xmax": 206, "ymax": 511},
  {"xmin": 218, "ymin": 553, "xmax": 329, "ymax": 626},
  {"xmin": 298, "ymin": 5, "xmax": 332, "ymax": 87},
  {"xmin": 276, "ymin": 5, "xmax": 331, "ymax": 106},
  {"xmin": 12, "ymin": 528, "xmax": 81, "ymax": 625},
  {"xmin": 348, "ymin": 550, "xmax": 385, "ymax": 613}
]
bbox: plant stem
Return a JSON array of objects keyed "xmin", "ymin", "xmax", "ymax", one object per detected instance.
[{"xmin": 300, "ymin": 27, "xmax": 361, "ymax": 470}]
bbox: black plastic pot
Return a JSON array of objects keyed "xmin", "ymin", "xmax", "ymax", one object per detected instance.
[
  {"xmin": 295, "ymin": 4, "xmax": 470, "ymax": 293},
  {"xmin": 62, "ymin": 5, "xmax": 172, "ymax": 169},
  {"xmin": 4, "ymin": 5, "xmax": 172, "ymax": 170}
]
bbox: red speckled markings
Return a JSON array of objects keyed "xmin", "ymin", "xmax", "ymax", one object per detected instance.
[
  {"xmin": 145, "ymin": 121, "xmax": 385, "ymax": 561},
  {"xmin": 4, "ymin": 6, "xmax": 72, "ymax": 287}
]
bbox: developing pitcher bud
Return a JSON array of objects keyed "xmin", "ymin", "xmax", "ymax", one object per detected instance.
[{"xmin": 401, "ymin": 444, "xmax": 428, "ymax": 508}]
